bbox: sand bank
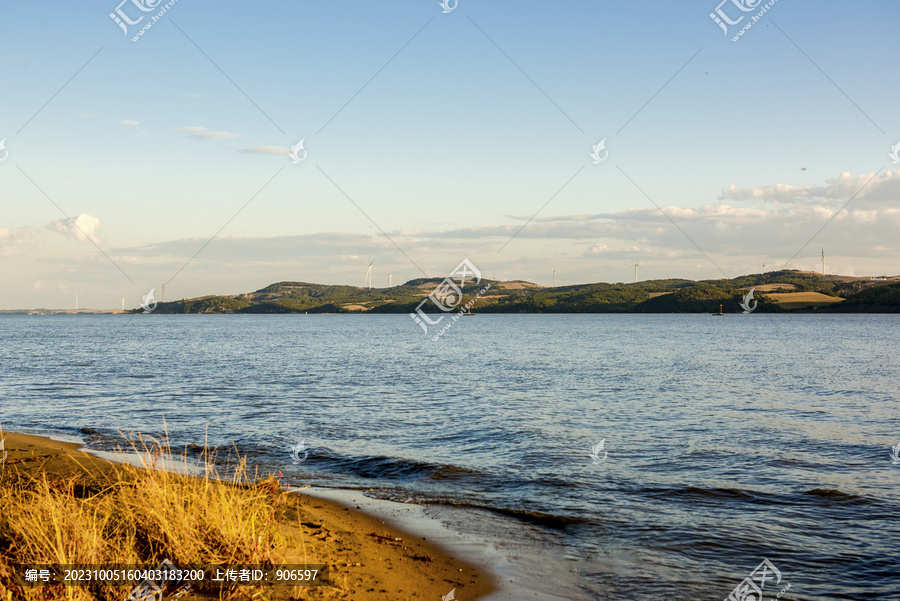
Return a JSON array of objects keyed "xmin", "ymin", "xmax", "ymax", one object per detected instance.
[{"xmin": 0, "ymin": 431, "xmax": 495, "ymax": 601}]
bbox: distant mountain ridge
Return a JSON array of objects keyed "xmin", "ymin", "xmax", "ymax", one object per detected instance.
[{"xmin": 139, "ymin": 270, "xmax": 900, "ymax": 314}]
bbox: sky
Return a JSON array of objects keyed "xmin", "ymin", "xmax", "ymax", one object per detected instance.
[{"xmin": 1, "ymin": 0, "xmax": 898, "ymax": 309}]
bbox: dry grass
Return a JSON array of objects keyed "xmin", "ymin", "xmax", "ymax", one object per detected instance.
[
  {"xmin": 743, "ymin": 283, "xmax": 799, "ymax": 292},
  {"xmin": 0, "ymin": 432, "xmax": 303, "ymax": 601},
  {"xmin": 338, "ymin": 304, "xmax": 371, "ymax": 312},
  {"xmin": 767, "ymin": 291, "xmax": 844, "ymax": 309},
  {"xmin": 492, "ymin": 281, "xmax": 542, "ymax": 290}
]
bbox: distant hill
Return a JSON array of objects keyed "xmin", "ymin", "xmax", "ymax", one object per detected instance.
[
  {"xmin": 137, "ymin": 270, "xmax": 900, "ymax": 314},
  {"xmin": 820, "ymin": 281, "xmax": 900, "ymax": 313}
]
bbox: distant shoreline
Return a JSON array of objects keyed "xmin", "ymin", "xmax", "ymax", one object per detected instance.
[
  {"xmin": 6, "ymin": 270, "xmax": 899, "ymax": 314},
  {"xmin": 3, "ymin": 308, "xmax": 897, "ymax": 315}
]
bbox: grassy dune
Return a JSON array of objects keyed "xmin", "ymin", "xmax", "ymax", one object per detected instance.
[
  {"xmin": 0, "ymin": 430, "xmax": 492, "ymax": 601},
  {"xmin": 0, "ymin": 433, "xmax": 332, "ymax": 601}
]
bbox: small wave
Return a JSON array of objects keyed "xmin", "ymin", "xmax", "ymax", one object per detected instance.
[
  {"xmin": 803, "ymin": 488, "xmax": 879, "ymax": 507},
  {"xmin": 326, "ymin": 454, "xmax": 486, "ymax": 483},
  {"xmin": 30, "ymin": 386, "xmax": 78, "ymax": 391},
  {"xmin": 640, "ymin": 485, "xmax": 890, "ymax": 511},
  {"xmin": 472, "ymin": 504, "xmax": 587, "ymax": 530},
  {"xmin": 426, "ymin": 463, "xmax": 483, "ymax": 481},
  {"xmin": 360, "ymin": 489, "xmax": 588, "ymax": 530},
  {"xmin": 77, "ymin": 428, "xmax": 151, "ymax": 450},
  {"xmin": 433, "ymin": 500, "xmax": 590, "ymax": 530},
  {"xmin": 641, "ymin": 486, "xmax": 764, "ymax": 504}
]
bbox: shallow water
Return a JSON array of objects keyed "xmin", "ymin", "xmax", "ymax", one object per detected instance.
[{"xmin": 1, "ymin": 313, "xmax": 898, "ymax": 600}]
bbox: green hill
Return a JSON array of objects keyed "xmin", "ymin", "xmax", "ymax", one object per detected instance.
[
  {"xmin": 136, "ymin": 271, "xmax": 900, "ymax": 314},
  {"xmin": 825, "ymin": 282, "xmax": 900, "ymax": 313}
]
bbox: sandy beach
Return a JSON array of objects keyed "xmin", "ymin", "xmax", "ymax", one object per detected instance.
[{"xmin": 0, "ymin": 431, "xmax": 495, "ymax": 601}]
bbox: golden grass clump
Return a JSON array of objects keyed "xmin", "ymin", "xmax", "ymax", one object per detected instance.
[{"xmin": 0, "ymin": 432, "xmax": 294, "ymax": 601}]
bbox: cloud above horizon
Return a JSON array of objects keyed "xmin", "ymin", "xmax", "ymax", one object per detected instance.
[
  {"xmin": 239, "ymin": 145, "xmax": 290, "ymax": 155},
  {"xmin": 177, "ymin": 126, "xmax": 241, "ymax": 141},
  {"xmin": 718, "ymin": 170, "xmax": 900, "ymax": 204},
  {"xmin": 26, "ymin": 170, "xmax": 899, "ymax": 297},
  {"xmin": 0, "ymin": 227, "xmax": 36, "ymax": 257},
  {"xmin": 46, "ymin": 214, "xmax": 102, "ymax": 245}
]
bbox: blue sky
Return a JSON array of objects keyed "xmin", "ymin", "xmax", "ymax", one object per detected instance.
[{"xmin": 1, "ymin": 0, "xmax": 898, "ymax": 309}]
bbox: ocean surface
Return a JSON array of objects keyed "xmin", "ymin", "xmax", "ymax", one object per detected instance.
[{"xmin": 1, "ymin": 313, "xmax": 898, "ymax": 600}]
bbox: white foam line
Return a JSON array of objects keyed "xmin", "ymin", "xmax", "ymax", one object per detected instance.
[
  {"xmin": 292, "ymin": 486, "xmax": 561, "ymax": 601},
  {"xmin": 85, "ymin": 447, "xmax": 207, "ymax": 476}
]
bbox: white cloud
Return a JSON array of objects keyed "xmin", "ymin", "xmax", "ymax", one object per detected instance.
[
  {"xmin": 177, "ymin": 126, "xmax": 241, "ymax": 140},
  {"xmin": 719, "ymin": 171, "xmax": 900, "ymax": 205},
  {"xmin": 181, "ymin": 93, "xmax": 201, "ymax": 98},
  {"xmin": 46, "ymin": 214, "xmax": 102, "ymax": 245},
  {"xmin": 585, "ymin": 242, "xmax": 650, "ymax": 258},
  {"xmin": 239, "ymin": 145, "xmax": 290, "ymax": 155},
  {"xmin": 37, "ymin": 170, "xmax": 889, "ymax": 298},
  {"xmin": 382, "ymin": 171, "xmax": 900, "ymax": 269},
  {"xmin": 121, "ymin": 119, "xmax": 139, "ymax": 126},
  {"xmin": 0, "ymin": 227, "xmax": 36, "ymax": 257},
  {"xmin": 586, "ymin": 242, "xmax": 614, "ymax": 254},
  {"xmin": 441, "ymin": 171, "xmax": 899, "ymax": 262}
]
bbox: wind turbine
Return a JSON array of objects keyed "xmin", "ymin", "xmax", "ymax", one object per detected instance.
[
  {"xmin": 388, "ymin": 271, "xmax": 392, "ymax": 287},
  {"xmin": 634, "ymin": 263, "xmax": 639, "ymax": 284},
  {"xmin": 821, "ymin": 249, "xmax": 826, "ymax": 275},
  {"xmin": 364, "ymin": 259, "xmax": 375, "ymax": 289},
  {"xmin": 74, "ymin": 292, "xmax": 79, "ymax": 310},
  {"xmin": 552, "ymin": 269, "xmax": 557, "ymax": 287}
]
